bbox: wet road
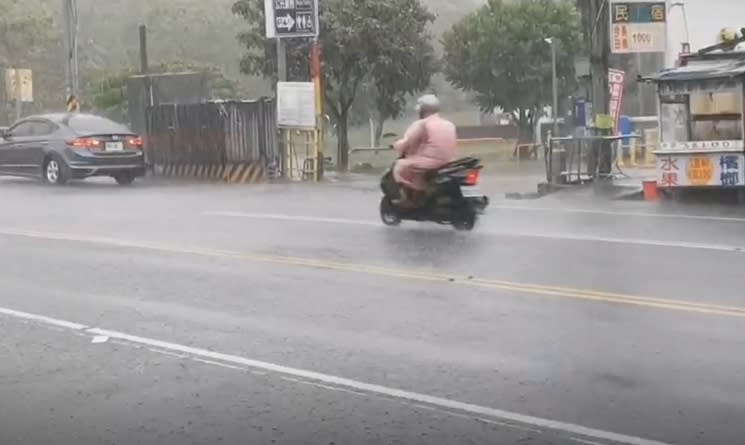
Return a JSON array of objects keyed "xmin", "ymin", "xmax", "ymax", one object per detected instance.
[{"xmin": 1, "ymin": 177, "xmax": 745, "ymax": 445}]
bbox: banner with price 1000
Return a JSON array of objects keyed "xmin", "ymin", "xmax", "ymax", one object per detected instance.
[
  {"xmin": 609, "ymin": 0, "xmax": 667, "ymax": 54},
  {"xmin": 612, "ymin": 23, "xmax": 665, "ymax": 53}
]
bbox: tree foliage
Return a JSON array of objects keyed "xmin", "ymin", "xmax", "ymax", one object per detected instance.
[
  {"xmin": 233, "ymin": 0, "xmax": 437, "ymax": 169},
  {"xmin": 0, "ymin": 0, "xmax": 59, "ymax": 122},
  {"xmin": 89, "ymin": 62, "xmax": 244, "ymax": 121},
  {"xmin": 442, "ymin": 0, "xmax": 582, "ymax": 138},
  {"xmin": 0, "ymin": 0, "xmax": 55, "ymax": 65}
]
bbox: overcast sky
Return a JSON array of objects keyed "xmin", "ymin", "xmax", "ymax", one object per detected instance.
[{"xmin": 669, "ymin": 0, "xmax": 745, "ymax": 50}]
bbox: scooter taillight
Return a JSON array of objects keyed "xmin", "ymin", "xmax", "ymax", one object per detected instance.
[{"xmin": 464, "ymin": 169, "xmax": 480, "ymax": 186}]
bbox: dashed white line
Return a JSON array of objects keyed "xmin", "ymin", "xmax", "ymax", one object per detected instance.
[
  {"xmin": 0, "ymin": 305, "xmax": 672, "ymax": 445},
  {"xmin": 204, "ymin": 211, "xmax": 377, "ymax": 226},
  {"xmin": 203, "ymin": 211, "xmax": 745, "ymax": 253},
  {"xmin": 488, "ymin": 204, "xmax": 745, "ymax": 223}
]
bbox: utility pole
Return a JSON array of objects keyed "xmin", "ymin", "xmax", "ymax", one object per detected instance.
[
  {"xmin": 14, "ymin": 70, "xmax": 22, "ymax": 121},
  {"xmin": 276, "ymin": 38, "xmax": 287, "ymax": 179},
  {"xmin": 62, "ymin": 0, "xmax": 79, "ymax": 105},
  {"xmin": 139, "ymin": 24, "xmax": 151, "ymax": 170},
  {"xmin": 579, "ymin": 0, "xmax": 612, "ymax": 177},
  {"xmin": 139, "ymin": 25, "xmax": 149, "ymax": 74},
  {"xmin": 636, "ymin": 52, "xmax": 644, "ymax": 115},
  {"xmin": 277, "ymin": 39, "xmax": 287, "ymax": 82},
  {"xmin": 545, "ymin": 37, "xmax": 559, "ymax": 136}
]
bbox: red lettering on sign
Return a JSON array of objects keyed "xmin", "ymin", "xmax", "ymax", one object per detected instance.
[
  {"xmin": 661, "ymin": 172, "xmax": 678, "ymax": 186},
  {"xmin": 661, "ymin": 157, "xmax": 679, "ymax": 171}
]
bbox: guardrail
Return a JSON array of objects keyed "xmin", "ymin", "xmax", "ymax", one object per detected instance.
[{"xmin": 349, "ymin": 146, "xmax": 394, "ymax": 154}]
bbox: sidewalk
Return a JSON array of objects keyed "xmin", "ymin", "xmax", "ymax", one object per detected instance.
[
  {"xmin": 324, "ymin": 160, "xmax": 547, "ymax": 196},
  {"xmin": 323, "ymin": 160, "xmax": 661, "ymax": 201}
]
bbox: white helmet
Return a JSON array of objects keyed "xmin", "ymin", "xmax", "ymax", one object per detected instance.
[{"xmin": 415, "ymin": 94, "xmax": 441, "ymax": 112}]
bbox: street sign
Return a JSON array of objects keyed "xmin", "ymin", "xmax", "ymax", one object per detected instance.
[
  {"xmin": 610, "ymin": 1, "xmax": 667, "ymax": 54},
  {"xmin": 277, "ymin": 81, "xmax": 316, "ymax": 128},
  {"xmin": 4, "ymin": 69, "xmax": 33, "ymax": 102},
  {"xmin": 265, "ymin": 0, "xmax": 319, "ymax": 39}
]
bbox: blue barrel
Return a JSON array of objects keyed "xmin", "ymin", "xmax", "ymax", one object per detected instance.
[
  {"xmin": 618, "ymin": 115, "xmax": 633, "ymax": 155},
  {"xmin": 572, "ymin": 97, "xmax": 586, "ymax": 128}
]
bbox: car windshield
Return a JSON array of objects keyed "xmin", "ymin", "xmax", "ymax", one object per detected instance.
[{"xmin": 67, "ymin": 115, "xmax": 130, "ymax": 135}]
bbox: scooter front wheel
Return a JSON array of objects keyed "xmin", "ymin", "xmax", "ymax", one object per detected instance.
[{"xmin": 380, "ymin": 196, "xmax": 402, "ymax": 226}]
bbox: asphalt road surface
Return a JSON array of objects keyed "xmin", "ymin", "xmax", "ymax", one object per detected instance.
[{"xmin": 1, "ymin": 176, "xmax": 745, "ymax": 445}]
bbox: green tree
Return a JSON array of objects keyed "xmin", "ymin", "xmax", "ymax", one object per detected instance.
[
  {"xmin": 233, "ymin": 0, "xmax": 437, "ymax": 170},
  {"xmin": 442, "ymin": 0, "xmax": 582, "ymax": 140},
  {"xmin": 88, "ymin": 62, "xmax": 245, "ymax": 121},
  {"xmin": 368, "ymin": 36, "xmax": 438, "ymax": 145},
  {"xmin": 0, "ymin": 0, "xmax": 60, "ymax": 122}
]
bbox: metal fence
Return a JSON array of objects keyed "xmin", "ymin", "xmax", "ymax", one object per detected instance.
[
  {"xmin": 128, "ymin": 72, "xmax": 209, "ymax": 137},
  {"xmin": 147, "ymin": 99, "xmax": 276, "ymax": 164},
  {"xmin": 146, "ymin": 99, "xmax": 278, "ymax": 182}
]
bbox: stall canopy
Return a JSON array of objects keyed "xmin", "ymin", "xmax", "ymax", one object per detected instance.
[{"xmin": 643, "ymin": 54, "xmax": 745, "ymax": 83}]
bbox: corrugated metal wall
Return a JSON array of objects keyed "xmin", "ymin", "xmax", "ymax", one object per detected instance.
[
  {"xmin": 146, "ymin": 99, "xmax": 277, "ymax": 167},
  {"xmin": 128, "ymin": 72, "xmax": 209, "ymax": 137}
]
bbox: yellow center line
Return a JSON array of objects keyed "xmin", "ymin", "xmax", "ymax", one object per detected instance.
[{"xmin": 2, "ymin": 228, "xmax": 744, "ymax": 319}]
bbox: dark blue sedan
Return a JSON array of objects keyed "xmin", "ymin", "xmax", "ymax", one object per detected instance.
[{"xmin": 0, "ymin": 113, "xmax": 145, "ymax": 185}]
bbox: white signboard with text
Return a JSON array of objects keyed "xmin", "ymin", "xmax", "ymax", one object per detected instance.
[
  {"xmin": 4, "ymin": 68, "xmax": 33, "ymax": 102},
  {"xmin": 657, "ymin": 152, "xmax": 745, "ymax": 187},
  {"xmin": 610, "ymin": 0, "xmax": 667, "ymax": 54},
  {"xmin": 277, "ymin": 81, "xmax": 316, "ymax": 128}
]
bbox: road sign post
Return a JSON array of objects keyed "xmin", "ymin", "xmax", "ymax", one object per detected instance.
[
  {"xmin": 264, "ymin": 0, "xmax": 319, "ymax": 39},
  {"xmin": 264, "ymin": 0, "xmax": 321, "ymax": 179}
]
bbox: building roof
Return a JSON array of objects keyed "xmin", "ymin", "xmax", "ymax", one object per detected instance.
[{"xmin": 644, "ymin": 56, "xmax": 745, "ymax": 82}]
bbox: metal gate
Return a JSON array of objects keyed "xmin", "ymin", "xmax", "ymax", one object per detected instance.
[{"xmin": 146, "ymin": 99, "xmax": 278, "ymax": 183}]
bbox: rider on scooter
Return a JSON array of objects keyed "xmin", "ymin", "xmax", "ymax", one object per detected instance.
[{"xmin": 392, "ymin": 94, "xmax": 457, "ymax": 207}]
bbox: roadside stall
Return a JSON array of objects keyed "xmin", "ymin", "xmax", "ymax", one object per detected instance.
[{"xmin": 644, "ymin": 43, "xmax": 745, "ymax": 195}]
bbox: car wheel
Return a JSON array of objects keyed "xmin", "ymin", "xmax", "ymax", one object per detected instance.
[
  {"xmin": 43, "ymin": 156, "xmax": 69, "ymax": 185},
  {"xmin": 380, "ymin": 196, "xmax": 401, "ymax": 226},
  {"xmin": 114, "ymin": 172, "xmax": 135, "ymax": 185}
]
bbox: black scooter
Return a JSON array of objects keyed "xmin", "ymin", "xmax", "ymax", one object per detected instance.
[{"xmin": 379, "ymin": 156, "xmax": 489, "ymax": 231}]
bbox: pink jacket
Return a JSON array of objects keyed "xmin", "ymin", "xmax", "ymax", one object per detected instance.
[{"xmin": 393, "ymin": 114, "xmax": 457, "ymax": 164}]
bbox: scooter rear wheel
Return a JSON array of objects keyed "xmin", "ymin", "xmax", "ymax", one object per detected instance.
[
  {"xmin": 452, "ymin": 210, "xmax": 476, "ymax": 231},
  {"xmin": 380, "ymin": 197, "xmax": 402, "ymax": 226}
]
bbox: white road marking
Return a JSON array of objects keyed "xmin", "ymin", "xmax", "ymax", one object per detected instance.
[
  {"xmin": 571, "ymin": 438, "xmax": 611, "ymax": 445},
  {"xmin": 91, "ymin": 335, "xmax": 109, "ymax": 344},
  {"xmin": 203, "ymin": 211, "xmax": 745, "ymax": 253},
  {"xmin": 146, "ymin": 348, "xmax": 189, "ymax": 359},
  {"xmin": 205, "ymin": 211, "xmax": 378, "ymax": 226},
  {"xmin": 488, "ymin": 204, "xmax": 745, "ymax": 223},
  {"xmin": 207, "ymin": 205, "xmax": 745, "ymax": 225},
  {"xmin": 505, "ymin": 231, "xmax": 744, "ymax": 253},
  {"xmin": 0, "ymin": 305, "xmax": 671, "ymax": 445},
  {"xmin": 475, "ymin": 417, "xmax": 543, "ymax": 433},
  {"xmin": 0, "ymin": 307, "xmax": 87, "ymax": 330},
  {"xmin": 192, "ymin": 358, "xmax": 247, "ymax": 371}
]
